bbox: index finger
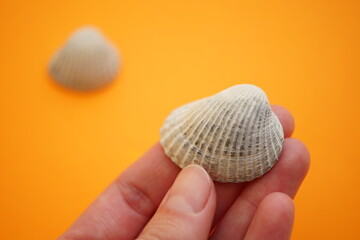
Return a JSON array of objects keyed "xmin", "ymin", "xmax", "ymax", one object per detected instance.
[{"xmin": 59, "ymin": 105, "xmax": 295, "ymax": 240}]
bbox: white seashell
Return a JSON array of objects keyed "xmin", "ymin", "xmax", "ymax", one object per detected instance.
[
  {"xmin": 49, "ymin": 26, "xmax": 120, "ymax": 91},
  {"xmin": 160, "ymin": 84, "xmax": 284, "ymax": 183}
]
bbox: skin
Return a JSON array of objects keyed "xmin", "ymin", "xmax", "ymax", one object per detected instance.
[{"xmin": 59, "ymin": 105, "xmax": 310, "ymax": 240}]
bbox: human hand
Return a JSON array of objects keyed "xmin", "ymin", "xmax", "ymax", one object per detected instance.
[{"xmin": 59, "ymin": 105, "xmax": 310, "ymax": 240}]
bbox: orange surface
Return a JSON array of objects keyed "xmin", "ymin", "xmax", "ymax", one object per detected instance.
[{"xmin": 0, "ymin": 1, "xmax": 359, "ymax": 239}]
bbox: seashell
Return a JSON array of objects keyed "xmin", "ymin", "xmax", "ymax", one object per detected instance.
[
  {"xmin": 49, "ymin": 26, "xmax": 120, "ymax": 91},
  {"xmin": 160, "ymin": 84, "xmax": 284, "ymax": 183}
]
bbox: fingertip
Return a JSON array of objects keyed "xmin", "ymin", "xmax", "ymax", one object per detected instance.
[
  {"xmin": 271, "ymin": 105, "xmax": 295, "ymax": 138},
  {"xmin": 185, "ymin": 164, "xmax": 213, "ymax": 186},
  {"xmin": 163, "ymin": 164, "xmax": 213, "ymax": 214},
  {"xmin": 282, "ymin": 138, "xmax": 311, "ymax": 182},
  {"xmin": 138, "ymin": 164, "xmax": 216, "ymax": 240},
  {"xmin": 261, "ymin": 192, "xmax": 294, "ymax": 222}
]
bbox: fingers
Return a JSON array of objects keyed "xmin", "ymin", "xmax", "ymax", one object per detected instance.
[
  {"xmin": 59, "ymin": 105, "xmax": 296, "ymax": 239},
  {"xmin": 244, "ymin": 192, "xmax": 294, "ymax": 240},
  {"xmin": 137, "ymin": 165, "xmax": 216, "ymax": 240},
  {"xmin": 210, "ymin": 138, "xmax": 310, "ymax": 239},
  {"xmin": 271, "ymin": 105, "xmax": 295, "ymax": 138}
]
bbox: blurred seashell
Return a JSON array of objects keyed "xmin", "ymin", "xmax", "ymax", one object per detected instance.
[
  {"xmin": 49, "ymin": 26, "xmax": 120, "ymax": 91},
  {"xmin": 160, "ymin": 84, "xmax": 284, "ymax": 182}
]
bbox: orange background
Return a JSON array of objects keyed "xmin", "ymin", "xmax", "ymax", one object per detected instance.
[{"xmin": 0, "ymin": 0, "xmax": 359, "ymax": 239}]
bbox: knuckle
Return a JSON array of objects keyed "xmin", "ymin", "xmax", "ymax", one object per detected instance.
[
  {"xmin": 116, "ymin": 179, "xmax": 155, "ymax": 217},
  {"xmin": 289, "ymin": 138, "xmax": 311, "ymax": 174}
]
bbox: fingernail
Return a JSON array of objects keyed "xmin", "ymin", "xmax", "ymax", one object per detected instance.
[{"xmin": 164, "ymin": 164, "xmax": 211, "ymax": 214}]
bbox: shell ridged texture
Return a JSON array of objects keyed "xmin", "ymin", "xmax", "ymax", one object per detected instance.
[
  {"xmin": 160, "ymin": 84, "xmax": 284, "ymax": 182},
  {"xmin": 49, "ymin": 27, "xmax": 119, "ymax": 91}
]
